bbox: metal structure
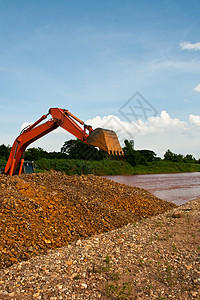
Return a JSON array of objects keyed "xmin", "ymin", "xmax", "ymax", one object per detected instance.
[{"xmin": 4, "ymin": 108, "xmax": 123, "ymax": 175}]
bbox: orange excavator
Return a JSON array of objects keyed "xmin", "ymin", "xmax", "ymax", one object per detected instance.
[{"xmin": 4, "ymin": 108, "xmax": 123, "ymax": 175}]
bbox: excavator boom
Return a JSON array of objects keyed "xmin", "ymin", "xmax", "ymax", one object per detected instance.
[{"xmin": 4, "ymin": 108, "xmax": 123, "ymax": 175}]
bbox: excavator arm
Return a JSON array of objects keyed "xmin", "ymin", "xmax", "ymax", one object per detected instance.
[{"xmin": 4, "ymin": 108, "xmax": 123, "ymax": 175}]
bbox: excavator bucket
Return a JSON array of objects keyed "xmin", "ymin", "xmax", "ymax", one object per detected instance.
[{"xmin": 87, "ymin": 128, "xmax": 124, "ymax": 155}]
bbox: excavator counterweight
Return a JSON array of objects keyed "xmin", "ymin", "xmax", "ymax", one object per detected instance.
[{"xmin": 4, "ymin": 108, "xmax": 123, "ymax": 175}]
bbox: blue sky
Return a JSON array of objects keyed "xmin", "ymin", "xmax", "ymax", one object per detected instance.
[{"xmin": 0, "ymin": 0, "xmax": 200, "ymax": 157}]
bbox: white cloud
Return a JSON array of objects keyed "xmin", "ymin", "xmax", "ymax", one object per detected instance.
[
  {"xmin": 19, "ymin": 111, "xmax": 200, "ymax": 158},
  {"xmin": 87, "ymin": 111, "xmax": 187, "ymax": 137},
  {"xmin": 86, "ymin": 115, "xmax": 139, "ymax": 141},
  {"xmin": 194, "ymin": 83, "xmax": 200, "ymax": 92},
  {"xmin": 179, "ymin": 41, "xmax": 200, "ymax": 51},
  {"xmin": 87, "ymin": 111, "xmax": 199, "ymax": 158},
  {"xmin": 21, "ymin": 122, "xmax": 33, "ymax": 131},
  {"xmin": 149, "ymin": 58, "xmax": 200, "ymax": 71},
  {"xmin": 189, "ymin": 114, "xmax": 200, "ymax": 126},
  {"xmin": 143, "ymin": 110, "xmax": 186, "ymax": 131},
  {"xmin": 21, "ymin": 121, "xmax": 68, "ymax": 135}
]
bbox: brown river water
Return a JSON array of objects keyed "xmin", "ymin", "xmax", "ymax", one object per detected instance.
[{"xmin": 104, "ymin": 172, "xmax": 200, "ymax": 205}]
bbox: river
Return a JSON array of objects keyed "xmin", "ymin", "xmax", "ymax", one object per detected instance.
[{"xmin": 104, "ymin": 172, "xmax": 200, "ymax": 205}]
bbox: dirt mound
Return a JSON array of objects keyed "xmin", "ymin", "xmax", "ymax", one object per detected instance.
[{"xmin": 0, "ymin": 171, "xmax": 176, "ymax": 269}]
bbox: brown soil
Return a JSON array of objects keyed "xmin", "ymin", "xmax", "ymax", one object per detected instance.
[{"xmin": 0, "ymin": 171, "xmax": 175, "ymax": 270}]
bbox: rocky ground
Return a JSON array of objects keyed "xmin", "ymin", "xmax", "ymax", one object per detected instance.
[
  {"xmin": 0, "ymin": 172, "xmax": 199, "ymax": 299},
  {"xmin": 0, "ymin": 171, "xmax": 175, "ymax": 269}
]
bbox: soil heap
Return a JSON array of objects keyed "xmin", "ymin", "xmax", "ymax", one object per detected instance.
[{"xmin": 0, "ymin": 171, "xmax": 176, "ymax": 269}]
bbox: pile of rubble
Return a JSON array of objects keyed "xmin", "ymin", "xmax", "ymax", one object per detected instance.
[{"xmin": 0, "ymin": 171, "xmax": 176, "ymax": 269}]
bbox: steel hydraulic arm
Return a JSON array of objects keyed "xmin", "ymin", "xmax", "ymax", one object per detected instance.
[{"xmin": 4, "ymin": 108, "xmax": 123, "ymax": 175}]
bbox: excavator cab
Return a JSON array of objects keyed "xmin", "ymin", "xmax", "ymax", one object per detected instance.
[
  {"xmin": 20, "ymin": 161, "xmax": 34, "ymax": 174},
  {"xmin": 15, "ymin": 161, "xmax": 35, "ymax": 174}
]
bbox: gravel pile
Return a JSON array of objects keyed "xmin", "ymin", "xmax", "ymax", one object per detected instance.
[
  {"xmin": 0, "ymin": 171, "xmax": 175, "ymax": 269},
  {"xmin": 0, "ymin": 195, "xmax": 199, "ymax": 299}
]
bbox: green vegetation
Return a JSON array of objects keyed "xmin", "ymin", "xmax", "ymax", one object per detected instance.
[
  {"xmin": 34, "ymin": 158, "xmax": 200, "ymax": 175},
  {"xmin": 35, "ymin": 158, "xmax": 134, "ymax": 175},
  {"xmin": 0, "ymin": 144, "xmax": 11, "ymax": 160},
  {"xmin": 93, "ymin": 255, "xmax": 133, "ymax": 299},
  {"xmin": 130, "ymin": 160, "xmax": 200, "ymax": 174},
  {"xmin": 61, "ymin": 139, "xmax": 107, "ymax": 160},
  {"xmin": 92, "ymin": 255, "xmax": 132, "ymax": 299},
  {"xmin": 0, "ymin": 140, "xmax": 200, "ymax": 175}
]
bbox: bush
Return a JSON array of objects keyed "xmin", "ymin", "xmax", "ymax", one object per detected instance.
[{"xmin": 0, "ymin": 158, "xmax": 6, "ymax": 169}]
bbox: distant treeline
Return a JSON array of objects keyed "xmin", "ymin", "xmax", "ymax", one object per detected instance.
[{"xmin": 0, "ymin": 140, "xmax": 199, "ymax": 169}]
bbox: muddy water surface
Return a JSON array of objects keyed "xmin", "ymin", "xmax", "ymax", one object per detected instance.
[{"xmin": 104, "ymin": 172, "xmax": 200, "ymax": 205}]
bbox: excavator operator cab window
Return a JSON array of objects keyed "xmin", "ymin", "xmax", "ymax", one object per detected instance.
[
  {"xmin": 23, "ymin": 161, "xmax": 34, "ymax": 174},
  {"xmin": 15, "ymin": 161, "xmax": 35, "ymax": 175}
]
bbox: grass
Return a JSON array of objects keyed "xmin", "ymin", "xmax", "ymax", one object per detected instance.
[
  {"xmin": 93, "ymin": 255, "xmax": 133, "ymax": 299},
  {"xmin": 1, "ymin": 156, "xmax": 200, "ymax": 175},
  {"xmin": 105, "ymin": 281, "xmax": 133, "ymax": 299},
  {"xmin": 132, "ymin": 160, "xmax": 200, "ymax": 174},
  {"xmin": 35, "ymin": 158, "xmax": 134, "ymax": 175},
  {"xmin": 32, "ymin": 158, "xmax": 200, "ymax": 176},
  {"xmin": 155, "ymin": 261, "xmax": 177, "ymax": 287},
  {"xmin": 93, "ymin": 254, "xmax": 111, "ymax": 273}
]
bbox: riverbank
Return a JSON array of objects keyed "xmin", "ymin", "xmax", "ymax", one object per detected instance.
[
  {"xmin": 105, "ymin": 172, "xmax": 200, "ymax": 206},
  {"xmin": 35, "ymin": 158, "xmax": 200, "ymax": 175},
  {"xmin": 1, "ymin": 158, "xmax": 200, "ymax": 176},
  {"xmin": 0, "ymin": 194, "xmax": 199, "ymax": 299}
]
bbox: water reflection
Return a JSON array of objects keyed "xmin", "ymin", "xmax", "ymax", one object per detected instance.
[{"xmin": 104, "ymin": 173, "xmax": 200, "ymax": 205}]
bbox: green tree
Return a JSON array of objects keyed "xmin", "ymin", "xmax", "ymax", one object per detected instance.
[
  {"xmin": 0, "ymin": 144, "xmax": 11, "ymax": 160},
  {"xmin": 123, "ymin": 140, "xmax": 146, "ymax": 166},
  {"xmin": 138, "ymin": 150, "xmax": 158, "ymax": 162},
  {"xmin": 47, "ymin": 151, "xmax": 68, "ymax": 159},
  {"xmin": 164, "ymin": 149, "xmax": 183, "ymax": 162},
  {"xmin": 123, "ymin": 139, "xmax": 134, "ymax": 152},
  {"xmin": 61, "ymin": 139, "xmax": 107, "ymax": 160},
  {"xmin": 164, "ymin": 149, "xmax": 174, "ymax": 161},
  {"xmin": 24, "ymin": 147, "xmax": 49, "ymax": 161},
  {"xmin": 183, "ymin": 154, "xmax": 196, "ymax": 163}
]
